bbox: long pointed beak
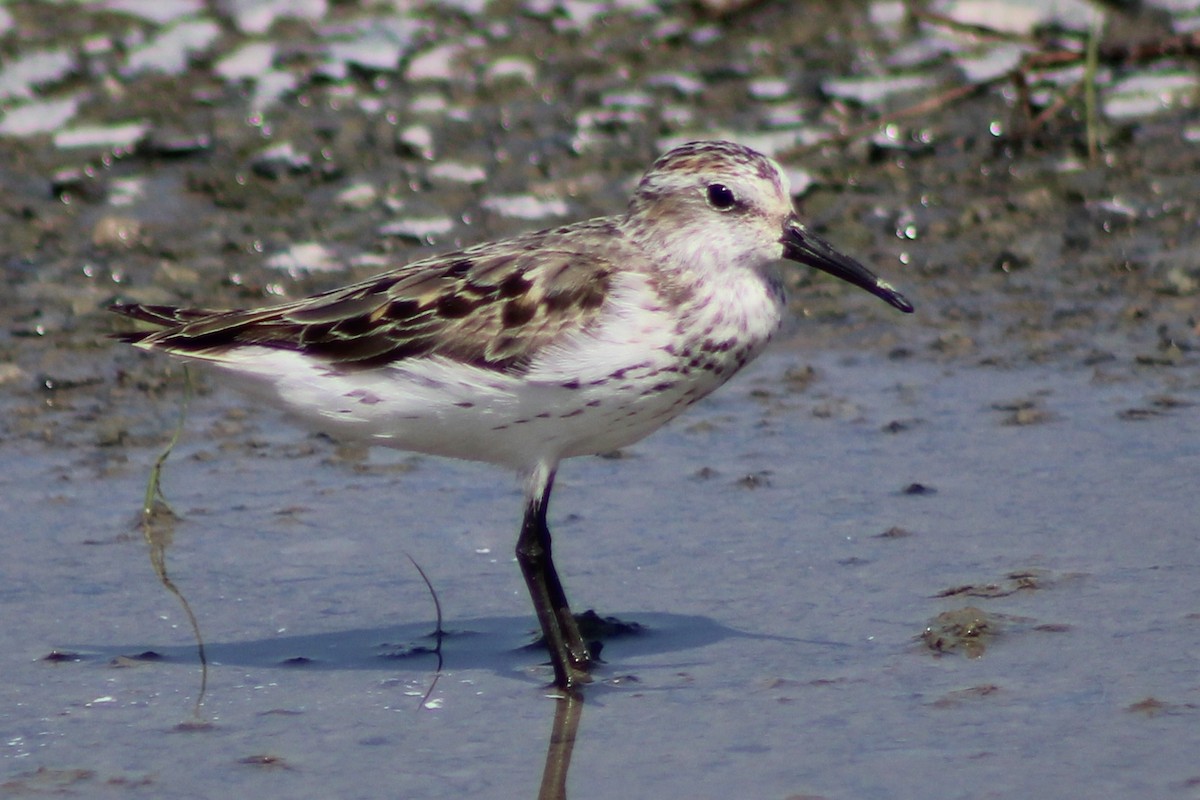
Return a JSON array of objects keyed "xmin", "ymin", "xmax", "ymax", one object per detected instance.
[{"xmin": 781, "ymin": 216, "xmax": 914, "ymax": 313}]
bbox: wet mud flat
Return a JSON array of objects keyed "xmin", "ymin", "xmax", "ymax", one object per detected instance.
[
  {"xmin": 4, "ymin": 353, "xmax": 1199, "ymax": 798},
  {"xmin": 2, "ymin": 0, "xmax": 1199, "ymax": 797}
]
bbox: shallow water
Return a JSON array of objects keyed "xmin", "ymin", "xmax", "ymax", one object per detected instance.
[{"xmin": 3, "ymin": 350, "xmax": 1198, "ymax": 798}]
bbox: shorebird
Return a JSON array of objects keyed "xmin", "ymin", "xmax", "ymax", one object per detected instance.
[{"xmin": 112, "ymin": 140, "xmax": 913, "ymax": 690}]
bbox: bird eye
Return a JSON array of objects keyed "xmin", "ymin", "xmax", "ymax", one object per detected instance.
[{"xmin": 706, "ymin": 183, "xmax": 737, "ymax": 211}]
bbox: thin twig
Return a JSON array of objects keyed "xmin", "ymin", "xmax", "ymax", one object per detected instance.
[
  {"xmin": 139, "ymin": 366, "xmax": 209, "ymax": 717},
  {"xmin": 405, "ymin": 552, "xmax": 444, "ymax": 709},
  {"xmin": 1085, "ymin": 17, "xmax": 1103, "ymax": 164}
]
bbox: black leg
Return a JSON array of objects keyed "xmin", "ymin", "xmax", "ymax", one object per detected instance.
[{"xmin": 515, "ymin": 465, "xmax": 592, "ymax": 689}]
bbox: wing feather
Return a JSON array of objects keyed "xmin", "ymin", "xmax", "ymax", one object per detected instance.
[{"xmin": 111, "ymin": 218, "xmax": 628, "ymax": 373}]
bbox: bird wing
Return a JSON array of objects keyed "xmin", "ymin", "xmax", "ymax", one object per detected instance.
[{"xmin": 112, "ymin": 220, "xmax": 624, "ymax": 373}]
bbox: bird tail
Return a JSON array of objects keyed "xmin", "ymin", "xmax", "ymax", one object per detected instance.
[{"xmin": 108, "ymin": 302, "xmax": 223, "ymax": 343}]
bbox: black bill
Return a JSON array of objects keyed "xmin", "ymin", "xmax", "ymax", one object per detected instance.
[{"xmin": 781, "ymin": 216, "xmax": 914, "ymax": 314}]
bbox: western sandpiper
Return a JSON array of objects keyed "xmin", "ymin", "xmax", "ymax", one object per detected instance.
[{"xmin": 112, "ymin": 140, "xmax": 913, "ymax": 690}]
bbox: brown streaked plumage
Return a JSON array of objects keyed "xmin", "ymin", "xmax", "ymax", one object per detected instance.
[
  {"xmin": 115, "ymin": 219, "xmax": 628, "ymax": 371},
  {"xmin": 111, "ymin": 140, "xmax": 913, "ymax": 691}
]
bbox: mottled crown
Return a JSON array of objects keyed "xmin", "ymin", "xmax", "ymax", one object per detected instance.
[{"xmin": 631, "ymin": 140, "xmax": 788, "ymax": 209}]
